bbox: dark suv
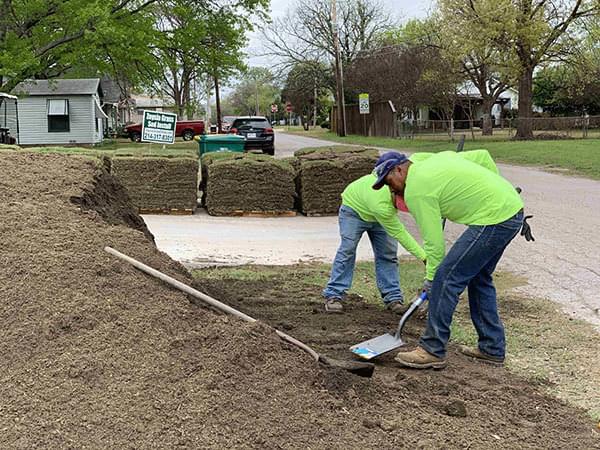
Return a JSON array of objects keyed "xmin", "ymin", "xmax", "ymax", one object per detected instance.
[{"xmin": 229, "ymin": 116, "xmax": 274, "ymax": 155}]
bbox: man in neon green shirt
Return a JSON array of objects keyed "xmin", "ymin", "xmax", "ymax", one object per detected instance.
[
  {"xmin": 373, "ymin": 151, "xmax": 525, "ymax": 369},
  {"xmin": 322, "ymin": 171, "xmax": 427, "ymax": 313}
]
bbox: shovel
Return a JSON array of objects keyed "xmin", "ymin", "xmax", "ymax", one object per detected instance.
[
  {"xmin": 105, "ymin": 247, "xmax": 375, "ymax": 378},
  {"xmin": 350, "ymin": 292, "xmax": 428, "ymax": 360}
]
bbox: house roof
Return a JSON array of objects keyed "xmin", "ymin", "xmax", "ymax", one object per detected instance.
[
  {"xmin": 12, "ymin": 78, "xmax": 101, "ymax": 96},
  {"xmin": 132, "ymin": 95, "xmax": 173, "ymax": 109}
]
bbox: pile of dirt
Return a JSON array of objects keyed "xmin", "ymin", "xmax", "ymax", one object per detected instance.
[
  {"xmin": 0, "ymin": 150, "xmax": 597, "ymax": 448},
  {"xmin": 294, "ymin": 146, "xmax": 378, "ymax": 215},
  {"xmin": 204, "ymin": 153, "xmax": 296, "ymax": 215},
  {"xmin": 111, "ymin": 156, "xmax": 198, "ymax": 212}
]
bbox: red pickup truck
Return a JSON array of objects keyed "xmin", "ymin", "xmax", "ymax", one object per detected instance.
[{"xmin": 125, "ymin": 120, "xmax": 205, "ymax": 142}]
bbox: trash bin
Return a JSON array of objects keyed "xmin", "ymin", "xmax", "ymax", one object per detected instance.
[{"xmin": 196, "ymin": 134, "xmax": 246, "ymax": 157}]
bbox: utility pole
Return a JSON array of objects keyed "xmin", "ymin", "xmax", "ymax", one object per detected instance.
[
  {"xmin": 213, "ymin": 72, "xmax": 222, "ymax": 133},
  {"xmin": 331, "ymin": 0, "xmax": 346, "ymax": 136},
  {"xmin": 313, "ymin": 76, "xmax": 318, "ymax": 128}
]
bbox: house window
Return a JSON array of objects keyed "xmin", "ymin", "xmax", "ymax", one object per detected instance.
[{"xmin": 47, "ymin": 99, "xmax": 70, "ymax": 132}]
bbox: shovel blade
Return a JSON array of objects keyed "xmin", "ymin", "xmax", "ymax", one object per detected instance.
[{"xmin": 350, "ymin": 333, "xmax": 406, "ymax": 360}]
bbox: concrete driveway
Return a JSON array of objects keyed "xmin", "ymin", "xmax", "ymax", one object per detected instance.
[{"xmin": 144, "ymin": 131, "xmax": 600, "ymax": 329}]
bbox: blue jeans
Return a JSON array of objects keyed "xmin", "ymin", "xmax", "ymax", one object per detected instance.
[
  {"xmin": 323, "ymin": 205, "xmax": 403, "ymax": 305},
  {"xmin": 420, "ymin": 211, "xmax": 524, "ymax": 359}
]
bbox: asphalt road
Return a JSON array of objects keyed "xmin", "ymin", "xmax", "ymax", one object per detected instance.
[{"xmin": 144, "ymin": 131, "xmax": 600, "ymax": 330}]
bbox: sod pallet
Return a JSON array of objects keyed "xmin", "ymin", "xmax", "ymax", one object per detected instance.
[
  {"xmin": 294, "ymin": 146, "xmax": 378, "ymax": 216},
  {"xmin": 111, "ymin": 157, "xmax": 198, "ymax": 213},
  {"xmin": 204, "ymin": 153, "xmax": 296, "ymax": 216}
]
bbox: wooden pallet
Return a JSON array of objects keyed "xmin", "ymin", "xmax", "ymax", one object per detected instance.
[
  {"xmin": 218, "ymin": 210, "xmax": 297, "ymax": 218},
  {"xmin": 138, "ymin": 208, "xmax": 194, "ymax": 216},
  {"xmin": 304, "ymin": 212, "xmax": 337, "ymax": 217}
]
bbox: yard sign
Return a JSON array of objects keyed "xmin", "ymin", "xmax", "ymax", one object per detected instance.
[
  {"xmin": 142, "ymin": 110, "xmax": 177, "ymax": 144},
  {"xmin": 359, "ymin": 93, "xmax": 370, "ymax": 114}
]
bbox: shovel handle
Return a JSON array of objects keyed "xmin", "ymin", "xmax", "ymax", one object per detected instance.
[
  {"xmin": 104, "ymin": 246, "xmax": 320, "ymax": 363},
  {"xmin": 393, "ymin": 291, "xmax": 428, "ymax": 340}
]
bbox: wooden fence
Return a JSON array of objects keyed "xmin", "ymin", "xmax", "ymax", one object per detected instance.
[{"xmin": 331, "ymin": 101, "xmax": 397, "ymax": 137}]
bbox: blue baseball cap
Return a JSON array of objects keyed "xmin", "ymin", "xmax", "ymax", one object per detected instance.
[{"xmin": 372, "ymin": 152, "xmax": 408, "ymax": 189}]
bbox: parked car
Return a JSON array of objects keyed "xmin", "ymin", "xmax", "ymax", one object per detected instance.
[
  {"xmin": 229, "ymin": 116, "xmax": 274, "ymax": 155},
  {"xmin": 125, "ymin": 119, "xmax": 205, "ymax": 142},
  {"xmin": 221, "ymin": 115, "xmax": 237, "ymax": 132}
]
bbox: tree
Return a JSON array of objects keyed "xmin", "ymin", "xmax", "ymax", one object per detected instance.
[
  {"xmin": 438, "ymin": 0, "xmax": 599, "ymax": 139},
  {"xmin": 227, "ymin": 67, "xmax": 280, "ymax": 116},
  {"xmin": 264, "ymin": 0, "xmax": 393, "ymax": 68},
  {"xmin": 281, "ymin": 61, "xmax": 332, "ymax": 127},
  {"xmin": 0, "ymin": 0, "xmax": 161, "ymax": 91},
  {"xmin": 415, "ymin": 7, "xmax": 513, "ymax": 136},
  {"xmin": 148, "ymin": 1, "xmax": 265, "ymax": 120},
  {"xmin": 263, "ymin": 0, "xmax": 393, "ymax": 135},
  {"xmin": 345, "ymin": 44, "xmax": 461, "ymax": 121}
]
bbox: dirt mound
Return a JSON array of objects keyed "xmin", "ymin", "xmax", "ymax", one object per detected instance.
[
  {"xmin": 204, "ymin": 153, "xmax": 296, "ymax": 215},
  {"xmin": 294, "ymin": 146, "xmax": 378, "ymax": 215},
  {"xmin": 0, "ymin": 151, "xmax": 597, "ymax": 448},
  {"xmin": 111, "ymin": 157, "xmax": 198, "ymax": 212}
]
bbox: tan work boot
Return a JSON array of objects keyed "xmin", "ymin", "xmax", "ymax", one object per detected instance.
[
  {"xmin": 324, "ymin": 298, "xmax": 343, "ymax": 313},
  {"xmin": 385, "ymin": 301, "xmax": 409, "ymax": 315},
  {"xmin": 394, "ymin": 346, "xmax": 447, "ymax": 369},
  {"xmin": 459, "ymin": 345, "xmax": 504, "ymax": 366}
]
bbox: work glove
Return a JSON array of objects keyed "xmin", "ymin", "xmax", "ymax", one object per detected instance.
[
  {"xmin": 521, "ymin": 215, "xmax": 535, "ymax": 242},
  {"xmin": 421, "ymin": 279, "xmax": 433, "ymax": 299}
]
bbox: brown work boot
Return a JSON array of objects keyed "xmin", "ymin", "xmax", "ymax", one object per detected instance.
[
  {"xmin": 385, "ymin": 300, "xmax": 409, "ymax": 315},
  {"xmin": 459, "ymin": 345, "xmax": 504, "ymax": 366},
  {"xmin": 324, "ymin": 298, "xmax": 343, "ymax": 313},
  {"xmin": 394, "ymin": 346, "xmax": 447, "ymax": 369}
]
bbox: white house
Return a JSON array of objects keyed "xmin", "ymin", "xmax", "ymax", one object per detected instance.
[{"xmin": 10, "ymin": 78, "xmax": 108, "ymax": 146}]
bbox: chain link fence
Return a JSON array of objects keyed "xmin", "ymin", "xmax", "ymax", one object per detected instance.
[{"xmin": 397, "ymin": 115, "xmax": 600, "ymax": 140}]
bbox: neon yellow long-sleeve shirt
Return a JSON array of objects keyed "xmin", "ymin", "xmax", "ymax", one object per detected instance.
[
  {"xmin": 404, "ymin": 150, "xmax": 523, "ymax": 280},
  {"xmin": 341, "ymin": 174, "xmax": 427, "ymax": 261}
]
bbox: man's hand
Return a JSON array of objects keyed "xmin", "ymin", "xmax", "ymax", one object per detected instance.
[{"xmin": 421, "ymin": 279, "xmax": 433, "ymax": 298}]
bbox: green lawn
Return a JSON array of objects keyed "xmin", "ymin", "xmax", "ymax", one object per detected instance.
[{"xmin": 291, "ymin": 128, "xmax": 600, "ymax": 180}]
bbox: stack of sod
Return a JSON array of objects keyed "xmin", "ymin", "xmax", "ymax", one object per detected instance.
[
  {"xmin": 294, "ymin": 146, "xmax": 378, "ymax": 215},
  {"xmin": 111, "ymin": 157, "xmax": 198, "ymax": 212},
  {"xmin": 204, "ymin": 153, "xmax": 296, "ymax": 215}
]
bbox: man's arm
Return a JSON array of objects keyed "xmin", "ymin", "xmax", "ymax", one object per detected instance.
[
  {"xmin": 409, "ymin": 195, "xmax": 445, "ymax": 280},
  {"xmin": 374, "ymin": 207, "xmax": 427, "ymax": 261}
]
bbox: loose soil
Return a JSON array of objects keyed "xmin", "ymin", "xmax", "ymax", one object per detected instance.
[
  {"xmin": 0, "ymin": 151, "xmax": 597, "ymax": 448},
  {"xmin": 194, "ymin": 265, "xmax": 600, "ymax": 449}
]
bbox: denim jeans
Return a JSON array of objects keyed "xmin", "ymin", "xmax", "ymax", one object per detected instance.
[
  {"xmin": 420, "ymin": 211, "xmax": 524, "ymax": 359},
  {"xmin": 323, "ymin": 205, "xmax": 403, "ymax": 305}
]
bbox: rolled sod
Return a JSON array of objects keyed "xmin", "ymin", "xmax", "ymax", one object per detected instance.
[
  {"xmin": 204, "ymin": 153, "xmax": 296, "ymax": 216},
  {"xmin": 293, "ymin": 146, "xmax": 378, "ymax": 215},
  {"xmin": 111, "ymin": 157, "xmax": 198, "ymax": 212}
]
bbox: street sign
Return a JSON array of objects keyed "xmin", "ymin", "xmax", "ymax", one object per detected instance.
[
  {"xmin": 141, "ymin": 110, "xmax": 177, "ymax": 144},
  {"xmin": 359, "ymin": 93, "xmax": 370, "ymax": 114},
  {"xmin": 286, "ymin": 103, "xmax": 293, "ymax": 113},
  {"xmin": 271, "ymin": 104, "xmax": 278, "ymax": 113}
]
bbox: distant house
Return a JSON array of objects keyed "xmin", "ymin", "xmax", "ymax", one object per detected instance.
[
  {"xmin": 411, "ymin": 82, "xmax": 542, "ymax": 128},
  {"xmin": 11, "ymin": 78, "xmax": 108, "ymax": 146},
  {"xmin": 131, "ymin": 95, "xmax": 176, "ymax": 122}
]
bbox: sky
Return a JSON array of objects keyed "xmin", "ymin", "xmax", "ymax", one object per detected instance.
[{"xmin": 245, "ymin": 0, "xmax": 434, "ymax": 67}]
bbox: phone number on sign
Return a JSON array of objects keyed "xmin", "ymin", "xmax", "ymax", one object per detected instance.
[{"xmin": 143, "ymin": 130, "xmax": 174, "ymax": 142}]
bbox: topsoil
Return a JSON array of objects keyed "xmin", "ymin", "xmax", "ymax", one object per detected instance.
[{"xmin": 0, "ymin": 151, "xmax": 597, "ymax": 449}]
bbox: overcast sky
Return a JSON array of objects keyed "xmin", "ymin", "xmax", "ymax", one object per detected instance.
[{"xmin": 245, "ymin": 0, "xmax": 434, "ymax": 67}]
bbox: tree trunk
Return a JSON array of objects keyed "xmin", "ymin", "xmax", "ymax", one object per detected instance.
[
  {"xmin": 214, "ymin": 73, "xmax": 222, "ymax": 133},
  {"xmin": 481, "ymin": 97, "xmax": 494, "ymax": 136},
  {"xmin": 516, "ymin": 66, "xmax": 534, "ymax": 140}
]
